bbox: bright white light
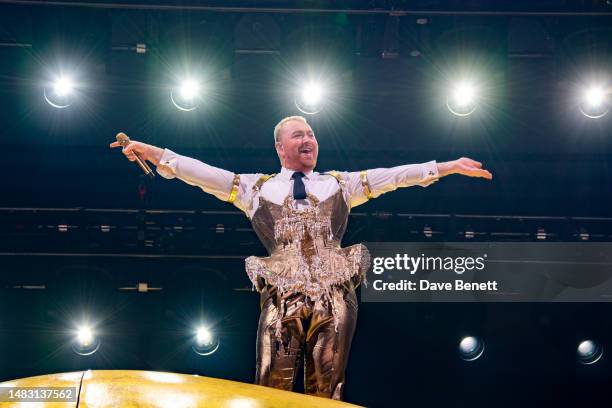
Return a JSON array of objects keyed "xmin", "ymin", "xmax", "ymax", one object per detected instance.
[
  {"xmin": 453, "ymin": 83, "xmax": 476, "ymax": 107},
  {"xmin": 196, "ymin": 327, "xmax": 213, "ymax": 346},
  {"xmin": 584, "ymin": 86, "xmax": 605, "ymax": 108},
  {"xmin": 446, "ymin": 80, "xmax": 478, "ymax": 117},
  {"xmin": 192, "ymin": 325, "xmax": 220, "ymax": 356},
  {"xmin": 77, "ymin": 326, "xmax": 94, "ymax": 346},
  {"xmin": 579, "ymin": 83, "xmax": 609, "ymax": 119},
  {"xmin": 72, "ymin": 324, "xmax": 100, "ymax": 356},
  {"xmin": 295, "ymin": 80, "xmax": 326, "ymax": 115},
  {"xmin": 179, "ymin": 79, "xmax": 200, "ymax": 100},
  {"xmin": 301, "ymin": 82, "xmax": 323, "ymax": 106},
  {"xmin": 170, "ymin": 79, "xmax": 202, "ymax": 111},
  {"xmin": 578, "ymin": 340, "xmax": 596, "ymax": 356},
  {"xmin": 458, "ymin": 335, "xmax": 485, "ymax": 361},
  {"xmin": 577, "ymin": 339, "xmax": 603, "ymax": 365},
  {"xmin": 45, "ymin": 75, "xmax": 76, "ymax": 108},
  {"xmin": 53, "ymin": 76, "xmax": 74, "ymax": 97}
]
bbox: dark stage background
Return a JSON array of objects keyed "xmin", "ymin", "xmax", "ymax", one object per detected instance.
[{"xmin": 1, "ymin": 1, "xmax": 612, "ymax": 407}]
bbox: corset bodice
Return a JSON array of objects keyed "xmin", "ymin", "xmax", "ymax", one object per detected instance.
[
  {"xmin": 251, "ymin": 189, "xmax": 348, "ymax": 254},
  {"xmin": 245, "ymin": 186, "xmax": 370, "ymax": 302}
]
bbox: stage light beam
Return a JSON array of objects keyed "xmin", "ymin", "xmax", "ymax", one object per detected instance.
[
  {"xmin": 453, "ymin": 84, "xmax": 475, "ymax": 107},
  {"xmin": 44, "ymin": 75, "xmax": 76, "ymax": 109},
  {"xmin": 72, "ymin": 324, "xmax": 101, "ymax": 356},
  {"xmin": 196, "ymin": 327, "xmax": 213, "ymax": 346},
  {"xmin": 77, "ymin": 326, "xmax": 94, "ymax": 346},
  {"xmin": 447, "ymin": 81, "xmax": 478, "ymax": 117},
  {"xmin": 302, "ymin": 82, "xmax": 323, "ymax": 106},
  {"xmin": 192, "ymin": 325, "xmax": 220, "ymax": 356},
  {"xmin": 179, "ymin": 79, "xmax": 201, "ymax": 100},
  {"xmin": 579, "ymin": 84, "xmax": 609, "ymax": 119},
  {"xmin": 171, "ymin": 78, "xmax": 202, "ymax": 112},
  {"xmin": 295, "ymin": 81, "xmax": 326, "ymax": 115},
  {"xmin": 585, "ymin": 86, "xmax": 605, "ymax": 108},
  {"xmin": 53, "ymin": 76, "xmax": 74, "ymax": 97}
]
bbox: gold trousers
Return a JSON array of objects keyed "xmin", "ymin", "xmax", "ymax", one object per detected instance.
[{"xmin": 254, "ymin": 284, "xmax": 358, "ymax": 400}]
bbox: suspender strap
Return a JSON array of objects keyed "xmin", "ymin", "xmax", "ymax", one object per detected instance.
[
  {"xmin": 253, "ymin": 174, "xmax": 276, "ymax": 191},
  {"xmin": 324, "ymin": 170, "xmax": 342, "ymax": 184}
]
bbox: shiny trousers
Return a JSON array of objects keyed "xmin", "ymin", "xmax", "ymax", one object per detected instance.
[{"xmin": 254, "ymin": 284, "xmax": 358, "ymax": 400}]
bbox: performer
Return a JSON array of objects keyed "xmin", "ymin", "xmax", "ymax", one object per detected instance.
[{"xmin": 110, "ymin": 116, "xmax": 492, "ymax": 400}]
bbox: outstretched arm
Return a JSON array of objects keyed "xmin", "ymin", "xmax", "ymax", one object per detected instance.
[
  {"xmin": 109, "ymin": 133, "xmax": 257, "ymax": 210},
  {"xmin": 342, "ymin": 157, "xmax": 492, "ymax": 208}
]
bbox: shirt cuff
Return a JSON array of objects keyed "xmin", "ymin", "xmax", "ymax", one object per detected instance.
[
  {"xmin": 156, "ymin": 148, "xmax": 179, "ymax": 179},
  {"xmin": 420, "ymin": 160, "xmax": 440, "ymax": 187}
]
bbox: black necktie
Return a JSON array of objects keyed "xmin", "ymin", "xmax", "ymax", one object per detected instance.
[{"xmin": 291, "ymin": 171, "xmax": 307, "ymax": 200}]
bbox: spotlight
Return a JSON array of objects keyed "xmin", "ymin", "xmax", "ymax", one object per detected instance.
[
  {"xmin": 53, "ymin": 77, "xmax": 74, "ymax": 96},
  {"xmin": 577, "ymin": 339, "xmax": 603, "ymax": 365},
  {"xmin": 44, "ymin": 75, "xmax": 75, "ymax": 109},
  {"xmin": 447, "ymin": 81, "xmax": 478, "ymax": 117},
  {"xmin": 72, "ymin": 324, "xmax": 100, "ymax": 356},
  {"xmin": 585, "ymin": 87, "xmax": 604, "ymax": 107},
  {"xmin": 579, "ymin": 85, "xmax": 609, "ymax": 119},
  {"xmin": 192, "ymin": 326, "xmax": 220, "ymax": 356},
  {"xmin": 458, "ymin": 336, "xmax": 485, "ymax": 361},
  {"xmin": 180, "ymin": 79, "xmax": 200, "ymax": 100},
  {"xmin": 295, "ymin": 81, "xmax": 326, "ymax": 115},
  {"xmin": 171, "ymin": 78, "xmax": 202, "ymax": 112}
]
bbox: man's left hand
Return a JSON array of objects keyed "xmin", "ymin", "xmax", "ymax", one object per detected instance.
[{"xmin": 437, "ymin": 157, "xmax": 493, "ymax": 180}]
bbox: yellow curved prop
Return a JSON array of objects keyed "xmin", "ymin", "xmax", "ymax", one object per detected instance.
[{"xmin": 0, "ymin": 370, "xmax": 363, "ymax": 407}]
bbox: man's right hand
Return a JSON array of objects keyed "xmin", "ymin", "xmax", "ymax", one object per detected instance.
[{"xmin": 109, "ymin": 133, "xmax": 164, "ymax": 166}]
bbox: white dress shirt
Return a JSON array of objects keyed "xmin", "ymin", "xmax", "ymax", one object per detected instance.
[{"xmin": 156, "ymin": 149, "xmax": 440, "ymax": 218}]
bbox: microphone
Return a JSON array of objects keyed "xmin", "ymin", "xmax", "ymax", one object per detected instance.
[{"xmin": 116, "ymin": 133, "xmax": 155, "ymax": 178}]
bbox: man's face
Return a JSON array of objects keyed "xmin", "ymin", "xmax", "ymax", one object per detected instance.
[{"xmin": 275, "ymin": 120, "xmax": 318, "ymax": 171}]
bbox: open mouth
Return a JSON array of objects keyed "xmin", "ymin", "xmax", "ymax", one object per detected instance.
[{"xmin": 299, "ymin": 147, "xmax": 313, "ymax": 155}]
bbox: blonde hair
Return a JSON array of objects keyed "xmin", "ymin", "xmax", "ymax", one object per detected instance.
[{"xmin": 273, "ymin": 115, "xmax": 308, "ymax": 143}]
